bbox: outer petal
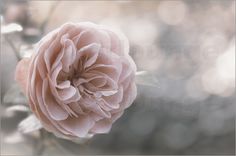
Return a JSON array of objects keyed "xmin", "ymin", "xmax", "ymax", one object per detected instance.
[
  {"xmin": 59, "ymin": 115, "xmax": 94, "ymax": 138},
  {"xmin": 15, "ymin": 58, "xmax": 30, "ymax": 94},
  {"xmin": 90, "ymin": 119, "xmax": 112, "ymax": 134}
]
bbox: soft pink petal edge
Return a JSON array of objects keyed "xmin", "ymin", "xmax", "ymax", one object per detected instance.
[{"xmin": 15, "ymin": 58, "xmax": 30, "ymax": 94}]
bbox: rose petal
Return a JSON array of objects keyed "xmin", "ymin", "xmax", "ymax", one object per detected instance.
[
  {"xmin": 76, "ymin": 26, "xmax": 111, "ymax": 50},
  {"xmin": 123, "ymin": 82, "xmax": 137, "ymax": 109},
  {"xmin": 58, "ymin": 86, "xmax": 76, "ymax": 101},
  {"xmin": 42, "ymin": 79, "xmax": 69, "ymax": 121},
  {"xmin": 44, "ymin": 38, "xmax": 61, "ymax": 72},
  {"xmin": 15, "ymin": 58, "xmax": 30, "ymax": 94},
  {"xmin": 35, "ymin": 80, "xmax": 71, "ymax": 135},
  {"xmin": 103, "ymin": 87, "xmax": 123, "ymax": 108},
  {"xmin": 75, "ymin": 43, "xmax": 101, "ymax": 70},
  {"xmin": 59, "ymin": 115, "xmax": 94, "ymax": 137},
  {"xmin": 51, "ymin": 63, "xmax": 62, "ymax": 85},
  {"xmin": 80, "ymin": 96, "xmax": 111, "ymax": 118},
  {"xmin": 61, "ymin": 39, "xmax": 76, "ymax": 73},
  {"xmin": 57, "ymin": 80, "xmax": 70, "ymax": 89},
  {"xmin": 48, "ymin": 77, "xmax": 79, "ymax": 117},
  {"xmin": 111, "ymin": 111, "xmax": 124, "ymax": 122},
  {"xmin": 86, "ymin": 64, "xmax": 121, "ymax": 83},
  {"xmin": 68, "ymin": 102, "xmax": 85, "ymax": 115},
  {"xmin": 90, "ymin": 119, "xmax": 112, "ymax": 134}
]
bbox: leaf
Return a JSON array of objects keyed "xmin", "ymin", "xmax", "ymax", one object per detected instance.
[
  {"xmin": 3, "ymin": 104, "xmax": 29, "ymax": 118},
  {"xmin": 1, "ymin": 23, "xmax": 23, "ymax": 34},
  {"xmin": 5, "ymin": 105, "xmax": 29, "ymax": 114},
  {"xmin": 18, "ymin": 114, "xmax": 43, "ymax": 134},
  {"xmin": 135, "ymin": 71, "xmax": 159, "ymax": 87}
]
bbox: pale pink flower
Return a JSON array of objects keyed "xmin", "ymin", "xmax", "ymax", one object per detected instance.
[{"xmin": 15, "ymin": 22, "xmax": 137, "ymax": 139}]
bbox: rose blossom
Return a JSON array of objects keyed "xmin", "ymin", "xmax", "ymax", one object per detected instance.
[{"xmin": 15, "ymin": 22, "xmax": 137, "ymax": 139}]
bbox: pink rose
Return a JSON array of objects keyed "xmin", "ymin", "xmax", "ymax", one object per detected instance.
[{"xmin": 15, "ymin": 22, "xmax": 137, "ymax": 139}]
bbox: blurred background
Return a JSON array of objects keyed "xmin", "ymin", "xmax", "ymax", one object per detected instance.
[{"xmin": 0, "ymin": 0, "xmax": 235, "ymax": 155}]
